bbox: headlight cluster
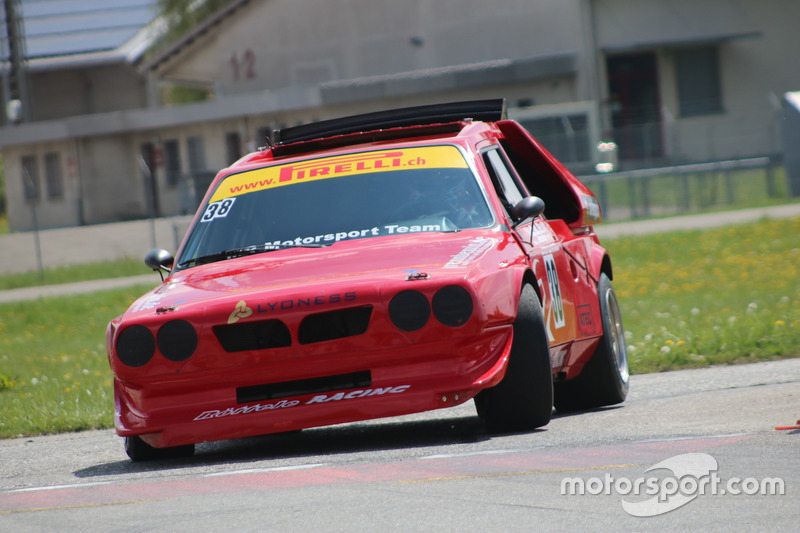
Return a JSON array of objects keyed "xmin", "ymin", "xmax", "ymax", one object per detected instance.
[
  {"xmin": 116, "ymin": 320, "xmax": 198, "ymax": 367},
  {"xmin": 389, "ymin": 285, "xmax": 473, "ymax": 332}
]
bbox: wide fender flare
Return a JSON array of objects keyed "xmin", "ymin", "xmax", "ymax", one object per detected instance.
[
  {"xmin": 589, "ymin": 242, "xmax": 613, "ymax": 282},
  {"xmin": 512, "ymin": 263, "xmax": 544, "ymax": 308},
  {"xmin": 474, "ymin": 263, "xmax": 539, "ymax": 327}
]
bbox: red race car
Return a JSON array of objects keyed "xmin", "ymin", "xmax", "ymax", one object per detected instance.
[{"xmin": 106, "ymin": 100, "xmax": 629, "ymax": 461}]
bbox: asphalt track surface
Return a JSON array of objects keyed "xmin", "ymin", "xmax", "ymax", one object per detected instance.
[{"xmin": 1, "ymin": 359, "xmax": 798, "ymax": 531}]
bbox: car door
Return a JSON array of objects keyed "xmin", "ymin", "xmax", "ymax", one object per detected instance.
[{"xmin": 481, "ymin": 147, "xmax": 579, "ymax": 366}]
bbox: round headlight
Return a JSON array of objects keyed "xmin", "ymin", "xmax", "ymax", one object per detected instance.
[
  {"xmin": 157, "ymin": 320, "xmax": 198, "ymax": 362},
  {"xmin": 116, "ymin": 325, "xmax": 155, "ymax": 367},
  {"xmin": 389, "ymin": 290, "xmax": 430, "ymax": 332},
  {"xmin": 432, "ymin": 285, "xmax": 473, "ymax": 327}
]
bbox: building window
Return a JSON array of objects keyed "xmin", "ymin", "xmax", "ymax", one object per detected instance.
[
  {"xmin": 163, "ymin": 139, "xmax": 181, "ymax": 188},
  {"xmin": 186, "ymin": 136, "xmax": 206, "ymax": 173},
  {"xmin": 226, "ymin": 132, "xmax": 242, "ymax": 165},
  {"xmin": 21, "ymin": 155, "xmax": 39, "ymax": 201},
  {"xmin": 187, "ymin": 136, "xmax": 214, "ymax": 200},
  {"xmin": 44, "ymin": 152, "xmax": 64, "ymax": 199},
  {"xmin": 675, "ymin": 46, "xmax": 723, "ymax": 117}
]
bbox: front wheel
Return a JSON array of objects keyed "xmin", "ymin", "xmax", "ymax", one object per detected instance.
[
  {"xmin": 475, "ymin": 284, "xmax": 553, "ymax": 433},
  {"xmin": 124, "ymin": 435, "xmax": 195, "ymax": 462},
  {"xmin": 554, "ymin": 273, "xmax": 629, "ymax": 412}
]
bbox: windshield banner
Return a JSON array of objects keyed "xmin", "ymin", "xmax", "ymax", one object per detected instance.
[{"xmin": 210, "ymin": 146, "xmax": 468, "ymax": 203}]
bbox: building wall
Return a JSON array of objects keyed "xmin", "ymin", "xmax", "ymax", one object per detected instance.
[
  {"xmin": 594, "ymin": 0, "xmax": 757, "ymax": 48},
  {"xmin": 159, "ymin": 0, "xmax": 585, "ymax": 98},
  {"xmin": 4, "ymin": 140, "xmax": 82, "ymax": 229},
  {"xmin": 30, "ymin": 65, "xmax": 149, "ymax": 121},
  {"xmin": 594, "ymin": 0, "xmax": 800, "ymax": 162},
  {"xmin": 77, "ymin": 136, "xmax": 143, "ymax": 222}
]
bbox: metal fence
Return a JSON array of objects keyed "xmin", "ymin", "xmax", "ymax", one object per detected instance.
[{"xmin": 578, "ymin": 157, "xmax": 790, "ymax": 221}]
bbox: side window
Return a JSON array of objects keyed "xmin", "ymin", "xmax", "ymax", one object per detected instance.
[{"xmin": 483, "ymin": 148, "xmax": 526, "ymax": 214}]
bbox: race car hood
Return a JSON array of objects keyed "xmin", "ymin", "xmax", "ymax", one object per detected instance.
[{"xmin": 122, "ymin": 230, "xmax": 521, "ymax": 318}]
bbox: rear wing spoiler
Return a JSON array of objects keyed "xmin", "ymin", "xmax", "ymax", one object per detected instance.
[{"xmin": 273, "ymin": 99, "xmax": 507, "ymax": 146}]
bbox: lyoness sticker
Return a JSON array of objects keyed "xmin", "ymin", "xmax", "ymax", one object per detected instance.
[
  {"xmin": 228, "ymin": 300, "xmax": 253, "ymax": 324},
  {"xmin": 209, "ymin": 145, "xmax": 468, "ymax": 203}
]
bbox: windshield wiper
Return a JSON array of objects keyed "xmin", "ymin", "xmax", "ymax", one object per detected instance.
[{"xmin": 178, "ymin": 242, "xmax": 329, "ymax": 268}]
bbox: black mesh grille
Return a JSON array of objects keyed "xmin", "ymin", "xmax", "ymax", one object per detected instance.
[
  {"xmin": 298, "ymin": 306, "xmax": 372, "ymax": 344},
  {"xmin": 213, "ymin": 319, "xmax": 292, "ymax": 352}
]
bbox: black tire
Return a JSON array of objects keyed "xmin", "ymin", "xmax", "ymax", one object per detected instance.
[
  {"xmin": 475, "ymin": 284, "xmax": 553, "ymax": 433},
  {"xmin": 124, "ymin": 435, "xmax": 195, "ymax": 462},
  {"xmin": 553, "ymin": 273, "xmax": 629, "ymax": 412}
]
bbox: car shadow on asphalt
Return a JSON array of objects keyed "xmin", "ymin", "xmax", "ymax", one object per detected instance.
[
  {"xmin": 74, "ymin": 414, "xmax": 536, "ymax": 477},
  {"xmin": 72, "ymin": 405, "xmax": 620, "ymax": 478}
]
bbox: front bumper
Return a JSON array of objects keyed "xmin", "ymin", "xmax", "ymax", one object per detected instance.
[{"xmin": 115, "ymin": 325, "xmax": 513, "ymax": 448}]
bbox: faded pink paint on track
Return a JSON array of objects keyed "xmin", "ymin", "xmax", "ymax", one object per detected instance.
[{"xmin": 1, "ymin": 434, "xmax": 752, "ymax": 514}]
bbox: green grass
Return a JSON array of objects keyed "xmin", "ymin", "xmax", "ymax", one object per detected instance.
[
  {"xmin": 1, "ymin": 217, "xmax": 799, "ymax": 438},
  {"xmin": 0, "ymin": 286, "xmax": 153, "ymax": 437},
  {"xmin": 607, "ymin": 216, "xmax": 800, "ymax": 371},
  {"xmin": 0, "ymin": 258, "xmax": 147, "ymax": 291}
]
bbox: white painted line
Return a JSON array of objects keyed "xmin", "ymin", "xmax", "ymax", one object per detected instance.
[
  {"xmin": 634, "ymin": 432, "xmax": 752, "ymax": 444},
  {"xmin": 419, "ymin": 449, "xmax": 523, "ymax": 460},
  {"xmin": 204, "ymin": 463, "xmax": 327, "ymax": 477},
  {"xmin": 9, "ymin": 481, "xmax": 115, "ymax": 493}
]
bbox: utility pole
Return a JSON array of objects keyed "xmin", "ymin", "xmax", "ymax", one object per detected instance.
[{"xmin": 2, "ymin": 0, "xmax": 30, "ymax": 124}]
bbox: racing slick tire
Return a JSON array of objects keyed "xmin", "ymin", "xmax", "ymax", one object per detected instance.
[
  {"xmin": 475, "ymin": 283, "xmax": 553, "ymax": 433},
  {"xmin": 553, "ymin": 273, "xmax": 629, "ymax": 412},
  {"xmin": 124, "ymin": 435, "xmax": 195, "ymax": 462}
]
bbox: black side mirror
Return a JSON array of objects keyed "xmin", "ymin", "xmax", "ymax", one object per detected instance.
[
  {"xmin": 144, "ymin": 249, "xmax": 174, "ymax": 280},
  {"xmin": 511, "ymin": 196, "xmax": 545, "ymax": 226}
]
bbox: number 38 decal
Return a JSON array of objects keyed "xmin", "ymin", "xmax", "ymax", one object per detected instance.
[{"xmin": 201, "ymin": 198, "xmax": 236, "ymax": 222}]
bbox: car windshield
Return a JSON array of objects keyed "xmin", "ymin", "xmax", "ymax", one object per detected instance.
[{"xmin": 176, "ymin": 145, "xmax": 494, "ymax": 269}]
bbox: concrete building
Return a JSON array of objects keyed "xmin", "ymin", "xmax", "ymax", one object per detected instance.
[{"xmin": 2, "ymin": 0, "xmax": 798, "ymax": 231}]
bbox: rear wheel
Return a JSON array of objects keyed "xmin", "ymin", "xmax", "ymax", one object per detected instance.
[
  {"xmin": 475, "ymin": 284, "xmax": 553, "ymax": 433},
  {"xmin": 124, "ymin": 435, "xmax": 195, "ymax": 462},
  {"xmin": 554, "ymin": 273, "xmax": 629, "ymax": 412}
]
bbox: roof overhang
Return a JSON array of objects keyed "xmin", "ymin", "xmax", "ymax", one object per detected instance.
[
  {"xmin": 0, "ymin": 50, "xmax": 577, "ymax": 149},
  {"xmin": 14, "ymin": 2, "xmax": 164, "ymax": 72},
  {"xmin": 601, "ymin": 30, "xmax": 762, "ymax": 54},
  {"xmin": 0, "ymin": 85, "xmax": 321, "ymax": 148},
  {"xmin": 320, "ymin": 53, "xmax": 577, "ymax": 105},
  {"xmin": 17, "ymin": 24, "xmax": 165, "ymax": 73}
]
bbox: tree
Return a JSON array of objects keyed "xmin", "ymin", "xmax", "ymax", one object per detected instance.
[
  {"xmin": 155, "ymin": 0, "xmax": 237, "ymax": 51},
  {"xmin": 152, "ymin": 0, "xmax": 237, "ymax": 104}
]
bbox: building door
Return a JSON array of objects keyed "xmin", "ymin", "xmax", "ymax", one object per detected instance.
[{"xmin": 606, "ymin": 53, "xmax": 663, "ymax": 161}]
